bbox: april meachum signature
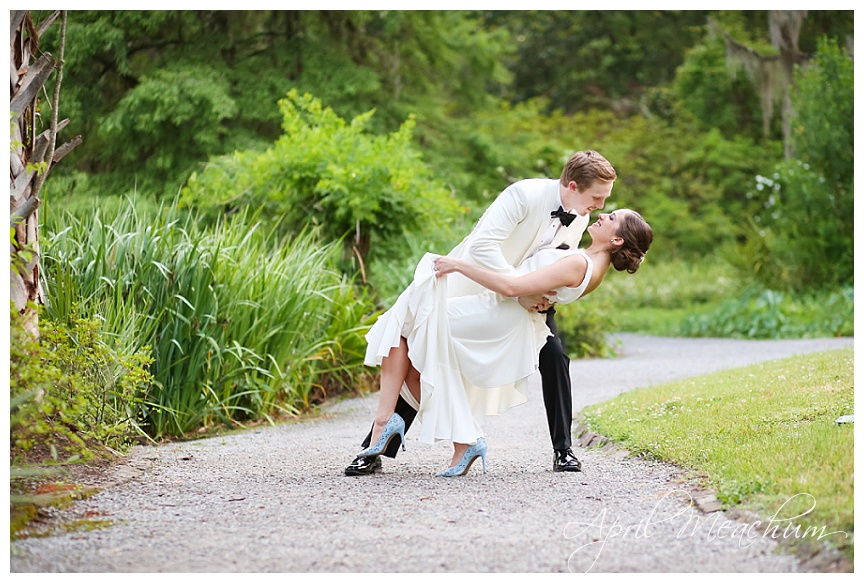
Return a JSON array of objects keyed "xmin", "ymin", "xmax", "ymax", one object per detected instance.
[{"xmin": 563, "ymin": 491, "xmax": 848, "ymax": 572}]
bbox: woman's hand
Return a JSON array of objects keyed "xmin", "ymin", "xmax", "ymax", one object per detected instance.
[
  {"xmin": 433, "ymin": 256, "xmax": 464, "ymax": 278},
  {"xmin": 518, "ymin": 293, "xmax": 555, "ymax": 312}
]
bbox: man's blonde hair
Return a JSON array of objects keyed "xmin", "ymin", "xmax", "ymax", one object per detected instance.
[{"xmin": 560, "ymin": 150, "xmax": 617, "ymax": 191}]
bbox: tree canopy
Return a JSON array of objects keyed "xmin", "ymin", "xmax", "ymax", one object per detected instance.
[{"xmin": 35, "ymin": 9, "xmax": 853, "ymax": 288}]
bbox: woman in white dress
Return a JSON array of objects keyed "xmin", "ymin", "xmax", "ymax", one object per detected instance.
[{"xmin": 359, "ymin": 208, "xmax": 653, "ymax": 476}]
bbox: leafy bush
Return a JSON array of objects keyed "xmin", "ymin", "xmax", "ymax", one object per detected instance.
[
  {"xmin": 677, "ymin": 285, "xmax": 853, "ymax": 339},
  {"xmin": 10, "ymin": 305, "xmax": 153, "ymax": 463},
  {"xmin": 790, "ymin": 37, "xmax": 854, "ymax": 195},
  {"xmin": 180, "ymin": 90, "xmax": 465, "ymax": 265},
  {"xmin": 732, "ymin": 38, "xmax": 853, "ymax": 291},
  {"xmin": 555, "ymin": 299, "xmax": 617, "ymax": 359}
]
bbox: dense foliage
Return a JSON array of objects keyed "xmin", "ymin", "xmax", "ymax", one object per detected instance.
[
  {"xmin": 39, "ymin": 205, "xmax": 377, "ymax": 438},
  {"xmin": 179, "ymin": 90, "xmax": 465, "ymax": 264},
  {"xmin": 742, "ymin": 37, "xmax": 854, "ymax": 290},
  {"xmin": 10, "ymin": 306, "xmax": 152, "ymax": 462},
  {"xmin": 16, "ymin": 10, "xmax": 854, "ymax": 450},
  {"xmin": 483, "ymin": 10, "xmax": 707, "ymax": 113},
  {"xmin": 38, "ymin": 11, "xmax": 511, "ymax": 195}
]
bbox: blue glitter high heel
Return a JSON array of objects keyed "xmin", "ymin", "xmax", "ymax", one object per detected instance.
[
  {"xmin": 436, "ymin": 437, "xmax": 488, "ymax": 477},
  {"xmin": 357, "ymin": 412, "xmax": 406, "ymax": 457}
]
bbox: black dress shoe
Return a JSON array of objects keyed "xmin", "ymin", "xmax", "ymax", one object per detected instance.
[
  {"xmin": 344, "ymin": 455, "xmax": 383, "ymax": 476},
  {"xmin": 553, "ymin": 448, "xmax": 582, "ymax": 472}
]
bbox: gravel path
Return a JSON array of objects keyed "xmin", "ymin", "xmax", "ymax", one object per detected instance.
[{"xmin": 10, "ymin": 333, "xmax": 853, "ymax": 573}]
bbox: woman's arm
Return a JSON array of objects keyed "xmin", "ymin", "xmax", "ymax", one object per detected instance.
[{"xmin": 434, "ymin": 253, "xmax": 587, "ymax": 298}]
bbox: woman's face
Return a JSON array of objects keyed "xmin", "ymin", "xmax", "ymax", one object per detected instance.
[{"xmin": 588, "ymin": 209, "xmax": 630, "ymax": 241}]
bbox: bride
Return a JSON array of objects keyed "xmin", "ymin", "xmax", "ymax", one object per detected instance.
[{"xmin": 357, "ymin": 208, "xmax": 653, "ymax": 476}]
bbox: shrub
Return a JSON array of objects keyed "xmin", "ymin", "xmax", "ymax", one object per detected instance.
[
  {"xmin": 677, "ymin": 286, "xmax": 853, "ymax": 339},
  {"xmin": 10, "ymin": 305, "xmax": 153, "ymax": 464},
  {"xmin": 733, "ymin": 38, "xmax": 853, "ymax": 291},
  {"xmin": 554, "ymin": 298, "xmax": 617, "ymax": 359},
  {"xmin": 179, "ymin": 90, "xmax": 465, "ymax": 266},
  {"xmin": 98, "ymin": 64, "xmax": 238, "ymax": 194}
]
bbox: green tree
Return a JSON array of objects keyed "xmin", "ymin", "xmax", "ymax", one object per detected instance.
[
  {"xmin": 36, "ymin": 10, "xmax": 511, "ymax": 198},
  {"xmin": 483, "ymin": 10, "xmax": 706, "ymax": 113},
  {"xmin": 668, "ymin": 11, "xmax": 852, "ymax": 144},
  {"xmin": 99, "ymin": 64, "xmax": 237, "ymax": 192},
  {"xmin": 35, "ymin": 11, "xmax": 211, "ymax": 192},
  {"xmin": 705, "ymin": 10, "xmax": 853, "ymax": 159},
  {"xmin": 742, "ymin": 37, "xmax": 853, "ymax": 290},
  {"xmin": 670, "ymin": 33, "xmax": 765, "ymax": 140},
  {"xmin": 789, "ymin": 37, "xmax": 853, "ymax": 192}
]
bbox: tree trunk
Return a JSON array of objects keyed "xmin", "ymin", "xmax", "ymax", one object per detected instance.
[{"xmin": 10, "ymin": 11, "xmax": 80, "ymax": 337}]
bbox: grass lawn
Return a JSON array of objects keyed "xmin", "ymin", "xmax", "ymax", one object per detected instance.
[{"xmin": 581, "ymin": 347, "xmax": 854, "ymax": 562}]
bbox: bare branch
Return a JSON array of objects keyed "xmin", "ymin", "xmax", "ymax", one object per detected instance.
[
  {"xmin": 35, "ymin": 10, "xmax": 61, "ymax": 38},
  {"xmin": 10, "ymin": 11, "xmax": 27, "ymax": 41},
  {"xmin": 52, "ymin": 135, "xmax": 83, "ymax": 164},
  {"xmin": 35, "ymin": 117, "xmax": 70, "ymax": 140},
  {"xmin": 10, "ymin": 196, "xmax": 41, "ymax": 228},
  {"xmin": 10, "ymin": 167, "xmax": 36, "ymax": 204},
  {"xmin": 31, "ymin": 11, "xmax": 68, "ymax": 201},
  {"xmin": 10, "ymin": 53, "xmax": 55, "ymax": 116}
]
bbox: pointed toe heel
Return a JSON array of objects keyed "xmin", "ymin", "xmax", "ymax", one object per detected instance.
[
  {"xmin": 436, "ymin": 437, "xmax": 488, "ymax": 477},
  {"xmin": 357, "ymin": 412, "xmax": 406, "ymax": 457}
]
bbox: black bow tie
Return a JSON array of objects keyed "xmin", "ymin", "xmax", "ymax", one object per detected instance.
[{"xmin": 551, "ymin": 206, "xmax": 578, "ymax": 227}]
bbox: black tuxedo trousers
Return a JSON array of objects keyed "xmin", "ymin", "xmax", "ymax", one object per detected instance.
[{"xmin": 359, "ymin": 307, "xmax": 573, "ymax": 457}]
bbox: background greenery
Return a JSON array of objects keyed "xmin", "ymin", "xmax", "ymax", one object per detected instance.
[{"xmin": 13, "ymin": 11, "xmax": 854, "ymax": 456}]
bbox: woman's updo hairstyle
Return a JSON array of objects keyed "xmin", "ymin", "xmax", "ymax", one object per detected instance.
[{"xmin": 611, "ymin": 210, "xmax": 653, "ymax": 274}]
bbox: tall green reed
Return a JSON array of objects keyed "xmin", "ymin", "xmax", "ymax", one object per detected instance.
[{"xmin": 42, "ymin": 204, "xmax": 377, "ymax": 438}]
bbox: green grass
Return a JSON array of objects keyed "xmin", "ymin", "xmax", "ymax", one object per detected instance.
[
  {"xmin": 574, "ymin": 256, "xmax": 737, "ymax": 336},
  {"xmin": 581, "ymin": 347, "xmax": 854, "ymax": 560},
  {"xmin": 602, "ymin": 255, "xmax": 738, "ymax": 310},
  {"xmin": 602, "ymin": 305, "xmax": 701, "ymax": 336}
]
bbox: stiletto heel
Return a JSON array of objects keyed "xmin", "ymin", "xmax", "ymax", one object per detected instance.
[
  {"xmin": 436, "ymin": 437, "xmax": 488, "ymax": 477},
  {"xmin": 357, "ymin": 412, "xmax": 405, "ymax": 457}
]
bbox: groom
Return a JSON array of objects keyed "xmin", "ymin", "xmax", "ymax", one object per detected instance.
[{"xmin": 345, "ymin": 150, "xmax": 616, "ymax": 475}]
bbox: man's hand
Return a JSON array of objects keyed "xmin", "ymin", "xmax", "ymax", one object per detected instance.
[{"xmin": 518, "ymin": 293, "xmax": 555, "ymax": 313}]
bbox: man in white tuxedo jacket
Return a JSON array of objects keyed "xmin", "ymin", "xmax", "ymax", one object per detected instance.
[{"xmin": 346, "ymin": 150, "xmax": 616, "ymax": 475}]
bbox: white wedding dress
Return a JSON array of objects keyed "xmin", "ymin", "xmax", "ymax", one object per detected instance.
[{"xmin": 364, "ymin": 247, "xmax": 593, "ymax": 445}]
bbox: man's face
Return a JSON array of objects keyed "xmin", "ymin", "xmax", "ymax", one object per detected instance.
[{"xmin": 564, "ymin": 179, "xmax": 613, "ymax": 216}]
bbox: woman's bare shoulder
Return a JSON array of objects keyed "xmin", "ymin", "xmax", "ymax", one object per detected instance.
[{"xmin": 555, "ymin": 251, "xmax": 589, "ymax": 287}]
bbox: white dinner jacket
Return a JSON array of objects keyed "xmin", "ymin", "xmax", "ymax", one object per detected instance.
[{"xmin": 446, "ymin": 178, "xmax": 589, "ymax": 298}]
